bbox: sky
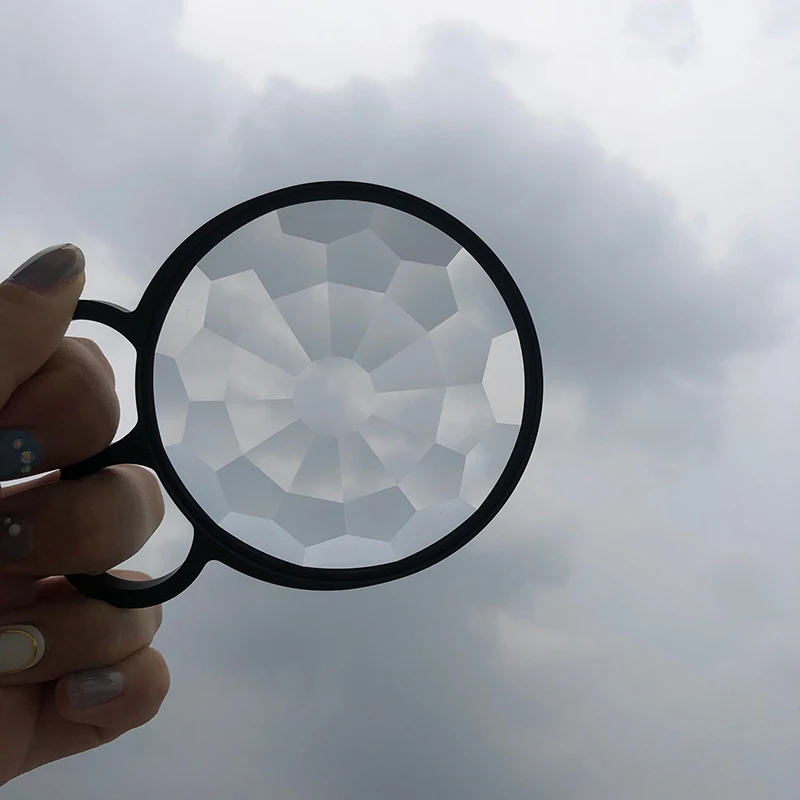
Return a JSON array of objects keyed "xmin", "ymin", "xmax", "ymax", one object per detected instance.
[{"xmin": 2, "ymin": 0, "xmax": 799, "ymax": 798}]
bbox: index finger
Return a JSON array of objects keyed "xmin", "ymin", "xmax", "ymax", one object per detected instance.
[{"xmin": 0, "ymin": 245, "xmax": 86, "ymax": 408}]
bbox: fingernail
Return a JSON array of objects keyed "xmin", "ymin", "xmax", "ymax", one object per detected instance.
[
  {"xmin": 0, "ymin": 513, "xmax": 31, "ymax": 562},
  {"xmin": 66, "ymin": 668, "xmax": 125, "ymax": 709},
  {"xmin": 0, "ymin": 624, "xmax": 45, "ymax": 676},
  {"xmin": 5, "ymin": 244, "xmax": 85, "ymax": 294},
  {"xmin": 0, "ymin": 430, "xmax": 40, "ymax": 480}
]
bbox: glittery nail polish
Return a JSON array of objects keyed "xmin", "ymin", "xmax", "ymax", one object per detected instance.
[
  {"xmin": 66, "ymin": 668, "xmax": 126, "ymax": 709},
  {"xmin": 5, "ymin": 244, "xmax": 85, "ymax": 294},
  {"xmin": 0, "ymin": 430, "xmax": 40, "ymax": 481},
  {"xmin": 0, "ymin": 514, "xmax": 30, "ymax": 562}
]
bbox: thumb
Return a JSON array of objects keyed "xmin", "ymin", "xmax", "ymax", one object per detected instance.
[{"xmin": 0, "ymin": 244, "xmax": 85, "ymax": 408}]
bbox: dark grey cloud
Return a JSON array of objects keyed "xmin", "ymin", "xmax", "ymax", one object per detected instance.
[
  {"xmin": 10, "ymin": 526, "xmax": 576, "ymax": 800},
  {"xmin": 0, "ymin": 5, "xmax": 783, "ymax": 418},
  {"xmin": 2, "ymin": 3, "xmax": 797, "ymax": 799},
  {"xmin": 0, "ymin": 0, "xmax": 246, "ymax": 272},
  {"xmin": 229, "ymin": 29, "xmax": 783, "ymax": 396},
  {"xmin": 707, "ymin": 554, "xmax": 781, "ymax": 625}
]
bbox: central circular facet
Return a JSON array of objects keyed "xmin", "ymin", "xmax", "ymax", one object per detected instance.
[{"xmin": 293, "ymin": 356, "xmax": 376, "ymax": 437}]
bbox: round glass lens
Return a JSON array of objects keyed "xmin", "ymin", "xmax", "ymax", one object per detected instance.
[{"xmin": 153, "ymin": 199, "xmax": 525, "ymax": 568}]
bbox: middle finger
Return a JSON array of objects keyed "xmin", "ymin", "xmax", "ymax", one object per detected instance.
[
  {"xmin": 0, "ymin": 465, "xmax": 165, "ymax": 576},
  {"xmin": 0, "ymin": 337, "xmax": 120, "ymax": 481}
]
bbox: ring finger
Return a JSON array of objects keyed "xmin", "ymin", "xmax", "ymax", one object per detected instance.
[{"xmin": 0, "ymin": 570, "xmax": 162, "ymax": 684}]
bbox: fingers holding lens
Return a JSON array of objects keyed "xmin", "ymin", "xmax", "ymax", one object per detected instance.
[
  {"xmin": 0, "ymin": 337, "xmax": 120, "ymax": 481},
  {"xmin": 0, "ymin": 465, "xmax": 165, "ymax": 577},
  {"xmin": 19, "ymin": 646, "xmax": 171, "ymax": 775},
  {"xmin": 55, "ymin": 645, "xmax": 171, "ymax": 731},
  {"xmin": 0, "ymin": 570, "xmax": 163, "ymax": 685}
]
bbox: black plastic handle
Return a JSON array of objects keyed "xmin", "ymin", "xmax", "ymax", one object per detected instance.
[
  {"xmin": 63, "ymin": 298, "xmax": 209, "ymax": 608},
  {"xmin": 66, "ymin": 537, "xmax": 209, "ymax": 609}
]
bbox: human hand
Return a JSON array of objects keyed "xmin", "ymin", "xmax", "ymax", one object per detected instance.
[{"xmin": 0, "ymin": 245, "xmax": 169, "ymax": 787}]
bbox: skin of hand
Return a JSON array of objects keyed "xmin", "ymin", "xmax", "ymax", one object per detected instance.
[{"xmin": 0, "ymin": 245, "xmax": 169, "ymax": 787}]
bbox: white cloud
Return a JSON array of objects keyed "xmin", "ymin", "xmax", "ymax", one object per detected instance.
[{"xmin": 627, "ymin": 0, "xmax": 700, "ymax": 65}]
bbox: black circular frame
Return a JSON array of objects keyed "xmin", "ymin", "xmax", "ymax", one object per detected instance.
[{"xmin": 62, "ymin": 181, "xmax": 545, "ymax": 608}]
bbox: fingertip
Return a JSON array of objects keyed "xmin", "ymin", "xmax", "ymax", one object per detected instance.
[
  {"xmin": 55, "ymin": 646, "xmax": 171, "ymax": 730},
  {"xmin": 0, "ymin": 244, "xmax": 88, "ymax": 408},
  {"xmin": 5, "ymin": 244, "xmax": 85, "ymax": 296},
  {"xmin": 63, "ymin": 667, "xmax": 127, "ymax": 713}
]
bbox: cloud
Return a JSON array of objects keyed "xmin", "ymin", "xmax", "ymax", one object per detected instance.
[
  {"xmin": 2, "ymin": 9, "xmax": 785, "ymax": 461},
  {"xmin": 0, "ymin": 0, "xmax": 247, "ymax": 280},
  {"xmin": 626, "ymin": 0, "xmax": 700, "ymax": 65},
  {"xmin": 2, "ymin": 3, "xmax": 798, "ymax": 799},
  {"xmin": 12, "ymin": 529, "xmax": 577, "ymax": 800},
  {"xmin": 3, "ymin": 0, "xmax": 787, "ymax": 581},
  {"xmin": 765, "ymin": 0, "xmax": 800, "ymax": 35},
  {"xmin": 231, "ymin": 24, "xmax": 782, "ymax": 392}
]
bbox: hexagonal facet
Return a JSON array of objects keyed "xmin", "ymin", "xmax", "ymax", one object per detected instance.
[{"xmin": 154, "ymin": 199, "xmax": 524, "ymax": 568}]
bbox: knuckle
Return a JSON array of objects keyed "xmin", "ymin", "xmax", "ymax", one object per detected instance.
[
  {"xmin": 152, "ymin": 602, "xmax": 164, "ymax": 634},
  {"xmin": 66, "ymin": 498, "xmax": 125, "ymax": 573},
  {"xmin": 147, "ymin": 648, "xmax": 171, "ymax": 699},
  {"xmin": 80, "ymin": 396, "xmax": 121, "ymax": 454},
  {"xmin": 68, "ymin": 336, "xmax": 108, "ymax": 366},
  {"xmin": 70, "ymin": 514, "xmax": 116, "ymax": 574},
  {"xmin": 70, "ymin": 468, "xmax": 160, "ymax": 571},
  {"xmin": 116, "ymin": 465, "xmax": 166, "ymax": 528},
  {"xmin": 62, "ymin": 337, "xmax": 115, "ymax": 384},
  {"xmin": 139, "ymin": 652, "xmax": 171, "ymax": 726},
  {"xmin": 96, "ymin": 608, "xmax": 156, "ymax": 663},
  {"xmin": 141, "ymin": 470, "xmax": 166, "ymax": 523},
  {"xmin": 58, "ymin": 346, "xmax": 120, "ymax": 450},
  {"xmin": 79, "ymin": 603, "xmax": 125, "ymax": 664},
  {"xmin": 133, "ymin": 607, "xmax": 159, "ymax": 648},
  {"xmin": 110, "ymin": 569, "xmax": 154, "ymax": 582}
]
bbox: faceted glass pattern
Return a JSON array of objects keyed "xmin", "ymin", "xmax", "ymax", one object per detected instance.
[{"xmin": 153, "ymin": 200, "xmax": 524, "ymax": 568}]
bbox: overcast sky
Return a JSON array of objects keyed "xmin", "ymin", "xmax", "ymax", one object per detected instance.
[{"xmin": 2, "ymin": 0, "xmax": 799, "ymax": 798}]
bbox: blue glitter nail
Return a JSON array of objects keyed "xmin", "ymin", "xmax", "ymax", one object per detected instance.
[{"xmin": 0, "ymin": 431, "xmax": 40, "ymax": 480}]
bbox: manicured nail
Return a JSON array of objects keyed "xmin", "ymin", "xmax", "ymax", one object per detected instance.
[
  {"xmin": 0, "ymin": 624, "xmax": 45, "ymax": 676},
  {"xmin": 66, "ymin": 668, "xmax": 125, "ymax": 709},
  {"xmin": 0, "ymin": 430, "xmax": 40, "ymax": 480},
  {"xmin": 5, "ymin": 243, "xmax": 85, "ymax": 294},
  {"xmin": 0, "ymin": 513, "xmax": 31, "ymax": 562}
]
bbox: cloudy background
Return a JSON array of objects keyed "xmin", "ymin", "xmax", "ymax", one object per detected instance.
[{"xmin": 3, "ymin": 0, "xmax": 799, "ymax": 797}]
